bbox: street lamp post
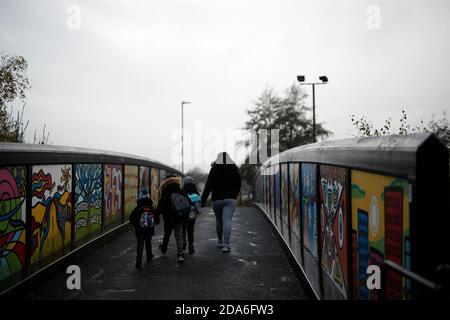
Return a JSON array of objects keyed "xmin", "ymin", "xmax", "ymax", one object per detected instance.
[
  {"xmin": 181, "ymin": 101, "xmax": 191, "ymax": 173},
  {"xmin": 297, "ymin": 75, "xmax": 328, "ymax": 143}
]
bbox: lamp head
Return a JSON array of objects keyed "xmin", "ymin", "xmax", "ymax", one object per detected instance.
[
  {"xmin": 319, "ymin": 76, "xmax": 328, "ymax": 83},
  {"xmin": 297, "ymin": 75, "xmax": 305, "ymax": 82}
]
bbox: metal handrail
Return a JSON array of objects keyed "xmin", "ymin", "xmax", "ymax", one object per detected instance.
[{"xmin": 380, "ymin": 260, "xmax": 449, "ymax": 300}]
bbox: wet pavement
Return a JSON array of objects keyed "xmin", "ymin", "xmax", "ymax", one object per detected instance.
[{"xmin": 25, "ymin": 206, "xmax": 309, "ymax": 300}]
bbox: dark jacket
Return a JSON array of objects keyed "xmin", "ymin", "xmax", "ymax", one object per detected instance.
[
  {"xmin": 201, "ymin": 163, "xmax": 241, "ymax": 205},
  {"xmin": 156, "ymin": 177, "xmax": 191, "ymax": 224},
  {"xmin": 129, "ymin": 198, "xmax": 155, "ymax": 236}
]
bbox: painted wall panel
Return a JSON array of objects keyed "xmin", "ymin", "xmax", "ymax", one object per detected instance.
[
  {"xmin": 351, "ymin": 170, "xmax": 410, "ymax": 300},
  {"xmin": 0, "ymin": 167, "xmax": 26, "ymax": 282},
  {"xmin": 274, "ymin": 166, "xmax": 281, "ymax": 231},
  {"xmin": 103, "ymin": 164, "xmax": 122, "ymax": 228},
  {"xmin": 301, "ymin": 163, "xmax": 320, "ymax": 297},
  {"xmin": 269, "ymin": 166, "xmax": 275, "ymax": 222},
  {"xmin": 124, "ymin": 165, "xmax": 138, "ymax": 219},
  {"xmin": 31, "ymin": 165, "xmax": 72, "ymax": 265},
  {"xmin": 319, "ymin": 165, "xmax": 349, "ymax": 299},
  {"xmin": 151, "ymin": 168, "xmax": 159, "ymax": 206},
  {"xmin": 281, "ymin": 163, "xmax": 290, "ymax": 240},
  {"xmin": 139, "ymin": 166, "xmax": 150, "ymax": 195},
  {"xmin": 289, "ymin": 163, "xmax": 301, "ymax": 240},
  {"xmin": 74, "ymin": 164, "xmax": 102, "ymax": 244},
  {"xmin": 159, "ymin": 169, "xmax": 166, "ymax": 183},
  {"xmin": 301, "ymin": 163, "xmax": 318, "ymax": 258}
]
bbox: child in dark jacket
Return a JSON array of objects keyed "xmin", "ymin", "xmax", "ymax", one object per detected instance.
[
  {"xmin": 182, "ymin": 176, "xmax": 201, "ymax": 254},
  {"xmin": 129, "ymin": 189, "xmax": 156, "ymax": 268},
  {"xmin": 155, "ymin": 174, "xmax": 191, "ymax": 263}
]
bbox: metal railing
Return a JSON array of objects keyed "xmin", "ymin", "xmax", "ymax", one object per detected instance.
[{"xmin": 380, "ymin": 260, "xmax": 450, "ymax": 300}]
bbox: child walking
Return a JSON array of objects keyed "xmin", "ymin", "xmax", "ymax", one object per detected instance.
[
  {"xmin": 182, "ymin": 176, "xmax": 201, "ymax": 254},
  {"xmin": 129, "ymin": 189, "xmax": 156, "ymax": 268},
  {"xmin": 156, "ymin": 174, "xmax": 192, "ymax": 263}
]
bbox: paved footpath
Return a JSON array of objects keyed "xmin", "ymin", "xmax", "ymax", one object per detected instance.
[{"xmin": 25, "ymin": 206, "xmax": 309, "ymax": 300}]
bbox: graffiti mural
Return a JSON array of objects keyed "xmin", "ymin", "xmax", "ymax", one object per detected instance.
[
  {"xmin": 151, "ymin": 168, "xmax": 159, "ymax": 206},
  {"xmin": 159, "ymin": 169, "xmax": 166, "ymax": 185},
  {"xmin": 281, "ymin": 163, "xmax": 289, "ymax": 239},
  {"xmin": 0, "ymin": 167, "xmax": 26, "ymax": 282},
  {"xmin": 274, "ymin": 165, "xmax": 281, "ymax": 231},
  {"xmin": 301, "ymin": 163, "xmax": 318, "ymax": 258},
  {"xmin": 31, "ymin": 165, "xmax": 72, "ymax": 265},
  {"xmin": 289, "ymin": 163, "xmax": 301, "ymax": 240},
  {"xmin": 103, "ymin": 164, "xmax": 122, "ymax": 228},
  {"xmin": 351, "ymin": 170, "xmax": 411, "ymax": 300},
  {"xmin": 139, "ymin": 166, "xmax": 150, "ymax": 195},
  {"xmin": 124, "ymin": 165, "xmax": 138, "ymax": 219},
  {"xmin": 269, "ymin": 166, "xmax": 275, "ymax": 222},
  {"xmin": 319, "ymin": 165, "xmax": 348, "ymax": 298},
  {"xmin": 74, "ymin": 164, "xmax": 102, "ymax": 244}
]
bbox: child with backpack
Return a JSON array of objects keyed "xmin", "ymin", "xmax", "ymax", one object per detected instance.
[
  {"xmin": 182, "ymin": 176, "xmax": 201, "ymax": 254},
  {"xmin": 156, "ymin": 174, "xmax": 192, "ymax": 263},
  {"xmin": 129, "ymin": 189, "xmax": 156, "ymax": 268}
]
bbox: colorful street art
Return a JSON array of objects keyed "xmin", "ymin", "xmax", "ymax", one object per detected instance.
[
  {"xmin": 151, "ymin": 168, "xmax": 159, "ymax": 206},
  {"xmin": 351, "ymin": 170, "xmax": 411, "ymax": 300},
  {"xmin": 281, "ymin": 163, "xmax": 289, "ymax": 238},
  {"xmin": 319, "ymin": 165, "xmax": 349, "ymax": 298},
  {"xmin": 74, "ymin": 164, "xmax": 102, "ymax": 243},
  {"xmin": 159, "ymin": 169, "xmax": 166, "ymax": 185},
  {"xmin": 139, "ymin": 166, "xmax": 150, "ymax": 195},
  {"xmin": 0, "ymin": 167, "xmax": 26, "ymax": 282},
  {"xmin": 301, "ymin": 163, "xmax": 318, "ymax": 258},
  {"xmin": 269, "ymin": 166, "xmax": 275, "ymax": 222},
  {"xmin": 274, "ymin": 165, "xmax": 281, "ymax": 231},
  {"xmin": 103, "ymin": 164, "xmax": 122, "ymax": 228},
  {"xmin": 31, "ymin": 165, "xmax": 72, "ymax": 265},
  {"xmin": 124, "ymin": 165, "xmax": 138, "ymax": 219},
  {"xmin": 289, "ymin": 163, "xmax": 300, "ymax": 240}
]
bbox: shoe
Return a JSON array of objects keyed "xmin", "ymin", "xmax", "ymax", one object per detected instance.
[
  {"xmin": 177, "ymin": 255, "xmax": 185, "ymax": 263},
  {"xmin": 222, "ymin": 244, "xmax": 230, "ymax": 252},
  {"xmin": 183, "ymin": 242, "xmax": 187, "ymax": 250},
  {"xmin": 147, "ymin": 253, "xmax": 154, "ymax": 263},
  {"xmin": 189, "ymin": 245, "xmax": 195, "ymax": 254},
  {"xmin": 216, "ymin": 240, "xmax": 223, "ymax": 248},
  {"xmin": 159, "ymin": 245, "xmax": 167, "ymax": 258}
]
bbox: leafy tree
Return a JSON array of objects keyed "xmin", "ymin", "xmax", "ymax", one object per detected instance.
[
  {"xmin": 428, "ymin": 112, "xmax": 450, "ymax": 148},
  {"xmin": 0, "ymin": 54, "xmax": 30, "ymax": 142},
  {"xmin": 350, "ymin": 109, "xmax": 425, "ymax": 137},
  {"xmin": 185, "ymin": 167, "xmax": 208, "ymax": 191},
  {"xmin": 239, "ymin": 83, "xmax": 332, "ymax": 188},
  {"xmin": 351, "ymin": 109, "xmax": 449, "ymax": 148},
  {"xmin": 0, "ymin": 53, "xmax": 50, "ymax": 144}
]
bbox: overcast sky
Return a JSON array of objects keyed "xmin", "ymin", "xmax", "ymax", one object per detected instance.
[{"xmin": 1, "ymin": 0, "xmax": 449, "ymax": 171}]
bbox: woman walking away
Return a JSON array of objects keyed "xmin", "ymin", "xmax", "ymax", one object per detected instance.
[
  {"xmin": 201, "ymin": 152, "xmax": 241, "ymax": 252},
  {"xmin": 182, "ymin": 176, "xmax": 201, "ymax": 254}
]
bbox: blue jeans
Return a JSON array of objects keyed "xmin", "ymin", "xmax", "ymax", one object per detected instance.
[{"xmin": 212, "ymin": 199, "xmax": 237, "ymax": 245}]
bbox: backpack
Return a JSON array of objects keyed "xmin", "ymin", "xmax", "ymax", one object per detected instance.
[
  {"xmin": 187, "ymin": 193, "xmax": 201, "ymax": 219},
  {"xmin": 138, "ymin": 206, "xmax": 154, "ymax": 229},
  {"xmin": 170, "ymin": 193, "xmax": 192, "ymax": 218}
]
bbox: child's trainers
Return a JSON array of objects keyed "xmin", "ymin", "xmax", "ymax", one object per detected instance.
[
  {"xmin": 222, "ymin": 244, "xmax": 230, "ymax": 252},
  {"xmin": 159, "ymin": 245, "xmax": 167, "ymax": 258},
  {"xmin": 177, "ymin": 255, "xmax": 185, "ymax": 263},
  {"xmin": 216, "ymin": 240, "xmax": 223, "ymax": 248}
]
